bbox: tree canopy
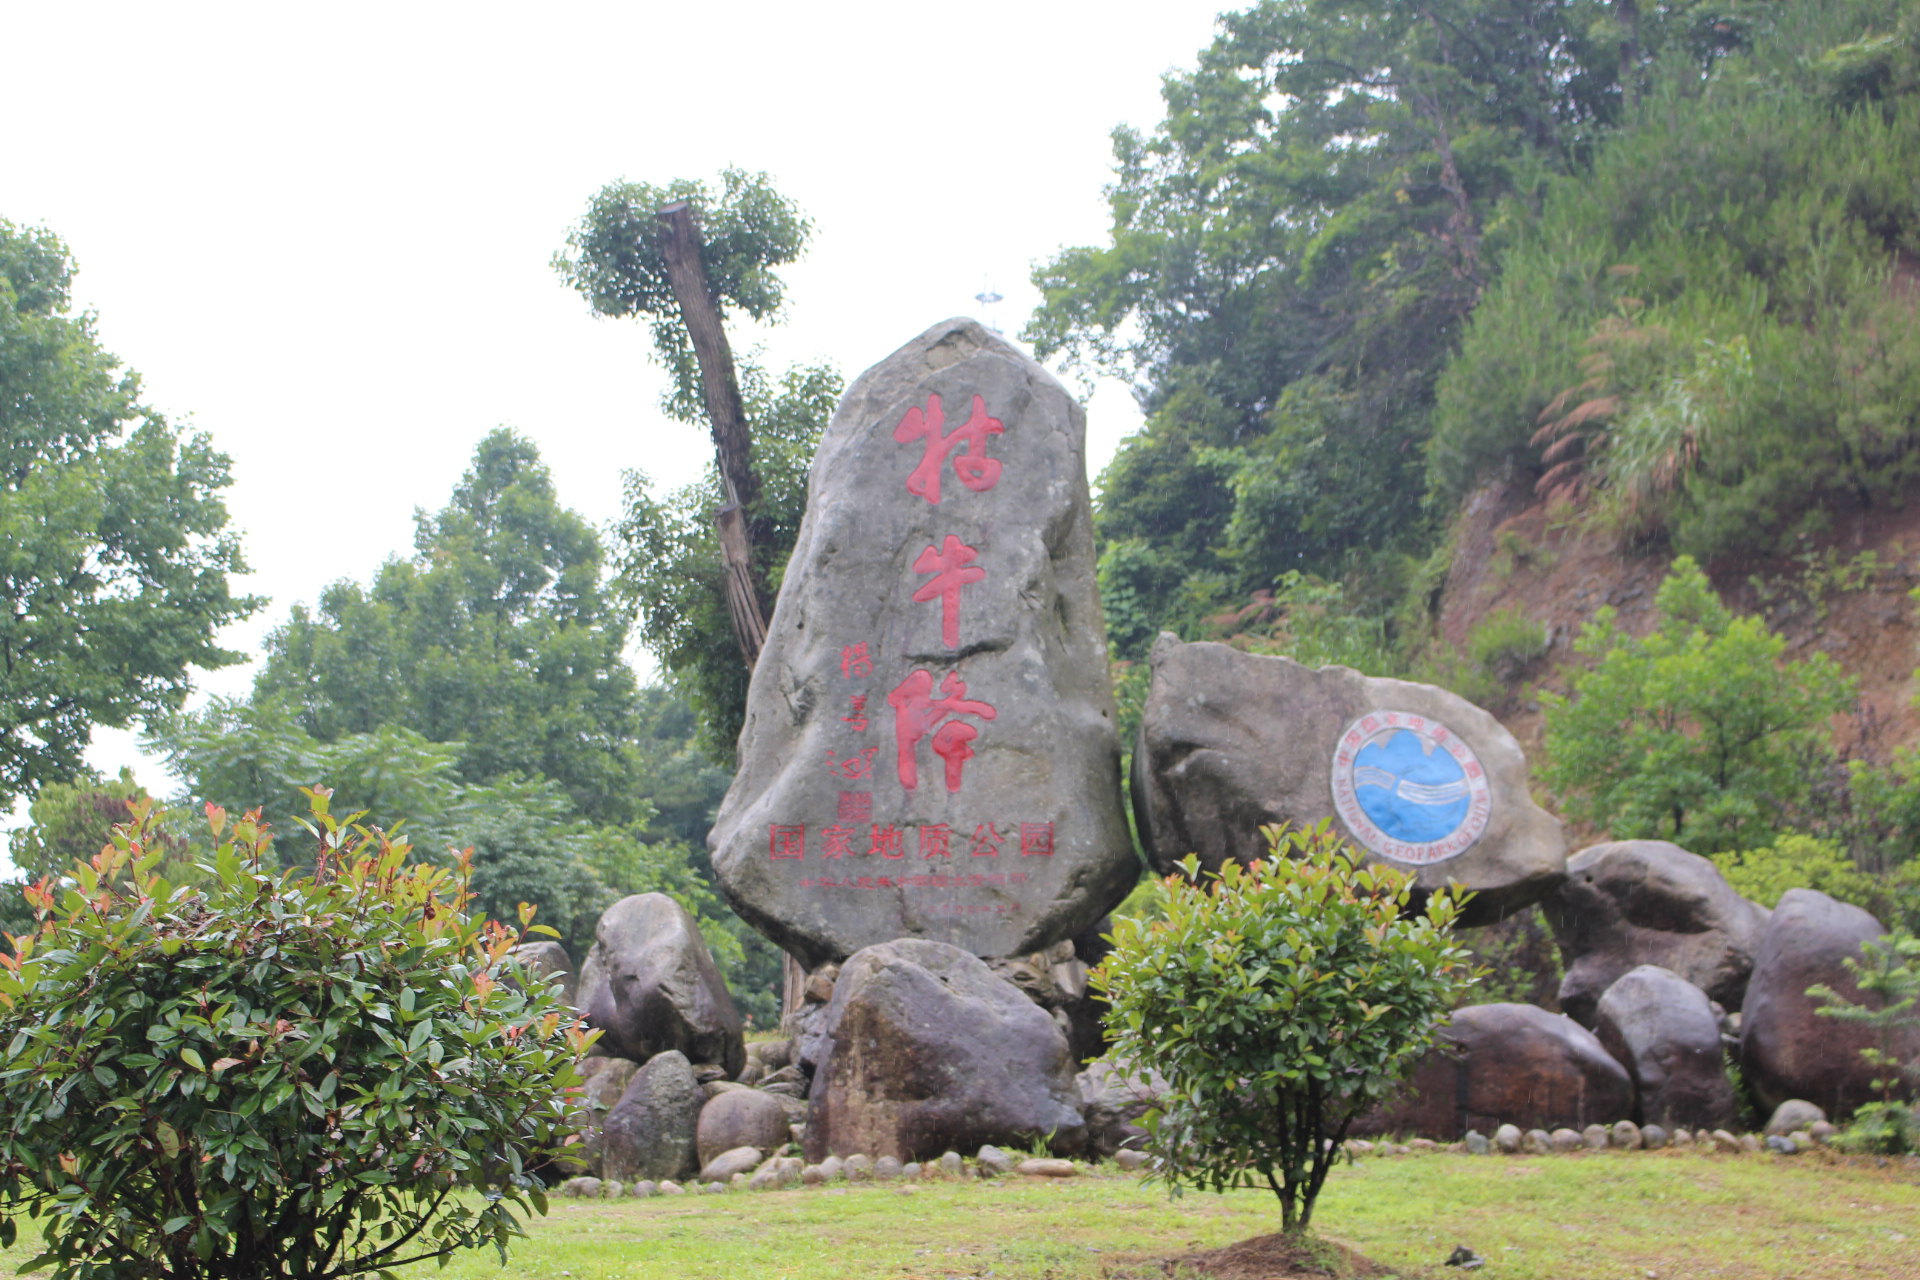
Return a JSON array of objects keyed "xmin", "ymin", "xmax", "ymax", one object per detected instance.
[{"xmin": 0, "ymin": 221, "xmax": 255, "ymax": 805}]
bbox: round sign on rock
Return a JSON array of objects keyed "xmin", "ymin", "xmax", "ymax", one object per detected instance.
[{"xmin": 1330, "ymin": 712, "xmax": 1491, "ymax": 865}]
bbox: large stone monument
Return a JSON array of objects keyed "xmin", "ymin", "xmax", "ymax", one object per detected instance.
[
  {"xmin": 709, "ymin": 318, "xmax": 1135, "ymax": 968},
  {"xmin": 1133, "ymin": 637, "xmax": 1566, "ymax": 925}
]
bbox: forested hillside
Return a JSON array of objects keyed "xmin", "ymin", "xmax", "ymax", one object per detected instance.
[{"xmin": 1036, "ymin": 0, "xmax": 1920, "ymax": 928}]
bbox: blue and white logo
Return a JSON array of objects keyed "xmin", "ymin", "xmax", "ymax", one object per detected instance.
[{"xmin": 1330, "ymin": 712, "xmax": 1491, "ymax": 866}]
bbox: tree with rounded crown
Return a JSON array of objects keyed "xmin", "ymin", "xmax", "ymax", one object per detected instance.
[
  {"xmin": 1094, "ymin": 822, "xmax": 1477, "ymax": 1237},
  {"xmin": 0, "ymin": 792, "xmax": 593, "ymax": 1280}
]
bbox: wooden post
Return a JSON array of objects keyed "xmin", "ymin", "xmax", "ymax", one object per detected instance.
[{"xmin": 654, "ymin": 200, "xmax": 805, "ymax": 1027}]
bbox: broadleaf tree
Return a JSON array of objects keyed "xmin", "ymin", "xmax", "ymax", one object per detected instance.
[{"xmin": 0, "ymin": 220, "xmax": 256, "ymax": 806}]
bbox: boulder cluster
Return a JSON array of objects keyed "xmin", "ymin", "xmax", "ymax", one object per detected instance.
[
  {"xmin": 1360, "ymin": 841, "xmax": 1919, "ymax": 1139},
  {"xmin": 528, "ymin": 893, "xmax": 1165, "ymax": 1186}
]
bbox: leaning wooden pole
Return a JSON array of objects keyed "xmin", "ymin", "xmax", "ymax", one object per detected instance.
[{"xmin": 654, "ymin": 200, "xmax": 806, "ymax": 1027}]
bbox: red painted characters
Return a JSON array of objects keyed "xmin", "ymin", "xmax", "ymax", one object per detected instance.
[
  {"xmin": 887, "ymin": 669, "xmax": 997, "ymax": 792},
  {"xmin": 893, "ymin": 393, "xmax": 1003, "ymax": 505}
]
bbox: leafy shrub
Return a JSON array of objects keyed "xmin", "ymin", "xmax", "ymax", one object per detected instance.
[
  {"xmin": 1711, "ymin": 834, "xmax": 1882, "ymax": 911},
  {"xmin": 1540, "ymin": 557, "xmax": 1855, "ymax": 854},
  {"xmin": 0, "ymin": 793, "xmax": 592, "ymax": 1280},
  {"xmin": 1465, "ymin": 609, "xmax": 1549, "ymax": 683},
  {"xmin": 1094, "ymin": 824, "xmax": 1477, "ymax": 1236}
]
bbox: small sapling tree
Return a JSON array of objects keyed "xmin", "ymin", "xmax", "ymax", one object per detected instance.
[
  {"xmin": 1094, "ymin": 823, "xmax": 1477, "ymax": 1236},
  {"xmin": 0, "ymin": 790, "xmax": 594, "ymax": 1280},
  {"xmin": 1811, "ymin": 928, "xmax": 1920, "ymax": 1153}
]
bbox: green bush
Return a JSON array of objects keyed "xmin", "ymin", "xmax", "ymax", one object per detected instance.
[
  {"xmin": 1711, "ymin": 834, "xmax": 1882, "ymax": 911},
  {"xmin": 1465, "ymin": 609, "xmax": 1549, "ymax": 683},
  {"xmin": 1540, "ymin": 557, "xmax": 1855, "ymax": 854},
  {"xmin": 1094, "ymin": 823, "xmax": 1477, "ymax": 1236},
  {"xmin": 0, "ymin": 793, "xmax": 591, "ymax": 1280}
]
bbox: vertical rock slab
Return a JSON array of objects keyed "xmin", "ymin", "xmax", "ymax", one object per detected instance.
[
  {"xmin": 577, "ymin": 894, "xmax": 744, "ymax": 1078},
  {"xmin": 1133, "ymin": 637, "xmax": 1565, "ymax": 925},
  {"xmin": 710, "ymin": 318, "xmax": 1134, "ymax": 967},
  {"xmin": 600, "ymin": 1050, "xmax": 702, "ymax": 1184},
  {"xmin": 1741, "ymin": 889, "xmax": 1919, "ymax": 1116},
  {"xmin": 1545, "ymin": 840, "xmax": 1770, "ymax": 1026}
]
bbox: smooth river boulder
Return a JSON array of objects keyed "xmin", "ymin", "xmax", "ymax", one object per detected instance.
[
  {"xmin": 1355, "ymin": 1003, "xmax": 1634, "ymax": 1138},
  {"xmin": 709, "ymin": 318, "xmax": 1135, "ymax": 967},
  {"xmin": 1132, "ymin": 638, "xmax": 1565, "ymax": 925},
  {"xmin": 1545, "ymin": 840, "xmax": 1769, "ymax": 1025},
  {"xmin": 577, "ymin": 894, "xmax": 744, "ymax": 1078},
  {"xmin": 804, "ymin": 938, "xmax": 1086, "ymax": 1161},
  {"xmin": 1593, "ymin": 965, "xmax": 1736, "ymax": 1131},
  {"xmin": 1741, "ymin": 889, "xmax": 1920, "ymax": 1116},
  {"xmin": 695, "ymin": 1088, "xmax": 795, "ymax": 1168}
]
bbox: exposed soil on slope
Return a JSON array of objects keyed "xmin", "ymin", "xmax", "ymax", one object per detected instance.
[{"xmin": 1437, "ymin": 479, "xmax": 1920, "ymax": 775}]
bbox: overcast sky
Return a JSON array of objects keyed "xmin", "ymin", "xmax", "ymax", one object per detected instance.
[{"xmin": 6, "ymin": 1, "xmax": 1224, "ymax": 815}]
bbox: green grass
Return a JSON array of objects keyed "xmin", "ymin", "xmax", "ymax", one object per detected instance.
[{"xmin": 8, "ymin": 1150, "xmax": 1918, "ymax": 1280}]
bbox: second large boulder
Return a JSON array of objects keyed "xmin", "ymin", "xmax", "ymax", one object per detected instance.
[
  {"xmin": 1133, "ymin": 638, "xmax": 1565, "ymax": 925},
  {"xmin": 1593, "ymin": 965, "xmax": 1736, "ymax": 1131},
  {"xmin": 804, "ymin": 938, "xmax": 1086, "ymax": 1161},
  {"xmin": 577, "ymin": 894, "xmax": 744, "ymax": 1078}
]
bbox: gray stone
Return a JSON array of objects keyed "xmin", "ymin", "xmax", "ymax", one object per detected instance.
[
  {"xmin": 804, "ymin": 939, "xmax": 1086, "ymax": 1162},
  {"xmin": 844, "ymin": 1153, "xmax": 874, "ymax": 1180},
  {"xmin": 1610, "ymin": 1120, "xmax": 1643, "ymax": 1150},
  {"xmin": 801, "ymin": 1164, "xmax": 829, "ymax": 1185},
  {"xmin": 600, "ymin": 1050, "xmax": 702, "ymax": 1184},
  {"xmin": 696, "ymin": 1087, "xmax": 794, "ymax": 1168},
  {"xmin": 1546, "ymin": 841, "xmax": 1770, "ymax": 1025},
  {"xmin": 1741, "ymin": 890, "xmax": 1920, "ymax": 1116},
  {"xmin": 602, "ymin": 1179, "xmax": 624, "ymax": 1197},
  {"xmin": 977, "ymin": 1145, "xmax": 1015, "ymax": 1175},
  {"xmin": 1739, "ymin": 1133, "xmax": 1762, "ymax": 1154},
  {"xmin": 1581, "ymin": 1124, "xmax": 1609, "ymax": 1150},
  {"xmin": 1131, "ymin": 638, "xmax": 1566, "ymax": 926},
  {"xmin": 1594, "ymin": 965, "xmax": 1737, "ymax": 1132},
  {"xmin": 709, "ymin": 318, "xmax": 1136, "ymax": 968},
  {"xmin": 1671, "ymin": 1129, "xmax": 1693, "ymax": 1147},
  {"xmin": 578, "ymin": 894, "xmax": 744, "ymax": 1077},
  {"xmin": 565, "ymin": 1055, "xmax": 641, "ymax": 1176},
  {"xmin": 1356, "ymin": 1004, "xmax": 1633, "ymax": 1137},
  {"xmin": 1017, "ymin": 1158, "xmax": 1079, "ymax": 1177},
  {"xmin": 1492, "ymin": 1124, "xmax": 1522, "ymax": 1153},
  {"xmin": 1810, "ymin": 1120, "xmax": 1837, "ymax": 1145},
  {"xmin": 1640, "ymin": 1124, "xmax": 1668, "ymax": 1150},
  {"xmin": 1345, "ymin": 1140, "xmax": 1375, "ymax": 1157},
  {"xmin": 511, "ymin": 941, "xmax": 576, "ymax": 1006},
  {"xmin": 901, "ymin": 1161, "xmax": 922, "ymax": 1179},
  {"xmin": 938, "ymin": 1151, "xmax": 965, "ymax": 1178},
  {"xmin": 1523, "ymin": 1129, "xmax": 1552, "ymax": 1154},
  {"xmin": 706, "ymin": 1181, "xmax": 728, "ymax": 1194},
  {"xmin": 873, "ymin": 1156, "xmax": 903, "ymax": 1181},
  {"xmin": 658, "ymin": 1180, "xmax": 684, "ymax": 1195},
  {"xmin": 631, "ymin": 1180, "xmax": 657, "ymax": 1197},
  {"xmin": 1765, "ymin": 1135, "xmax": 1799, "ymax": 1155},
  {"xmin": 1709, "ymin": 1129, "xmax": 1741, "ymax": 1152},
  {"xmin": 1463, "ymin": 1130, "xmax": 1491, "ymax": 1155},
  {"xmin": 698, "ymin": 1146, "xmax": 765, "ymax": 1183},
  {"xmin": 1076, "ymin": 1057, "xmax": 1169, "ymax": 1158},
  {"xmin": 1764, "ymin": 1100, "xmax": 1827, "ymax": 1137},
  {"xmin": 559, "ymin": 1176, "xmax": 602, "ymax": 1198},
  {"xmin": 1114, "ymin": 1148, "xmax": 1149, "ymax": 1171},
  {"xmin": 1549, "ymin": 1128, "xmax": 1582, "ymax": 1152}
]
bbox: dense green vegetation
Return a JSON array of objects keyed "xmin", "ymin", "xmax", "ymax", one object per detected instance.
[{"xmin": 0, "ymin": 222, "xmax": 256, "ymax": 807}]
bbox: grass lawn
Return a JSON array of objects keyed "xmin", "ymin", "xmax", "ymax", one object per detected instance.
[
  {"xmin": 6, "ymin": 1149, "xmax": 1914, "ymax": 1280},
  {"xmin": 420, "ymin": 1149, "xmax": 1917, "ymax": 1280}
]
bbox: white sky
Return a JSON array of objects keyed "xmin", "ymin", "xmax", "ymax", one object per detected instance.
[{"xmin": 4, "ymin": 1, "xmax": 1223, "ymax": 821}]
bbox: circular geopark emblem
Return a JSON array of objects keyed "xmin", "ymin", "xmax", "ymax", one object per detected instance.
[{"xmin": 1330, "ymin": 711, "xmax": 1491, "ymax": 866}]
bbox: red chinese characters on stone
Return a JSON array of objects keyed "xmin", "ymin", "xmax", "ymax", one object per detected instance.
[
  {"xmin": 840, "ymin": 643, "xmax": 873, "ymax": 679},
  {"xmin": 1019, "ymin": 822, "xmax": 1055, "ymax": 856},
  {"xmin": 768, "ymin": 824, "xmax": 805, "ymax": 861},
  {"xmin": 912, "ymin": 535, "xmax": 985, "ymax": 649},
  {"xmin": 826, "ymin": 745, "xmax": 880, "ymax": 782},
  {"xmin": 887, "ymin": 669, "xmax": 997, "ymax": 792},
  {"xmin": 893, "ymin": 393, "xmax": 1003, "ymax": 505},
  {"xmin": 842, "ymin": 695, "xmax": 869, "ymax": 731},
  {"xmin": 970, "ymin": 822, "xmax": 1005, "ymax": 857}
]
